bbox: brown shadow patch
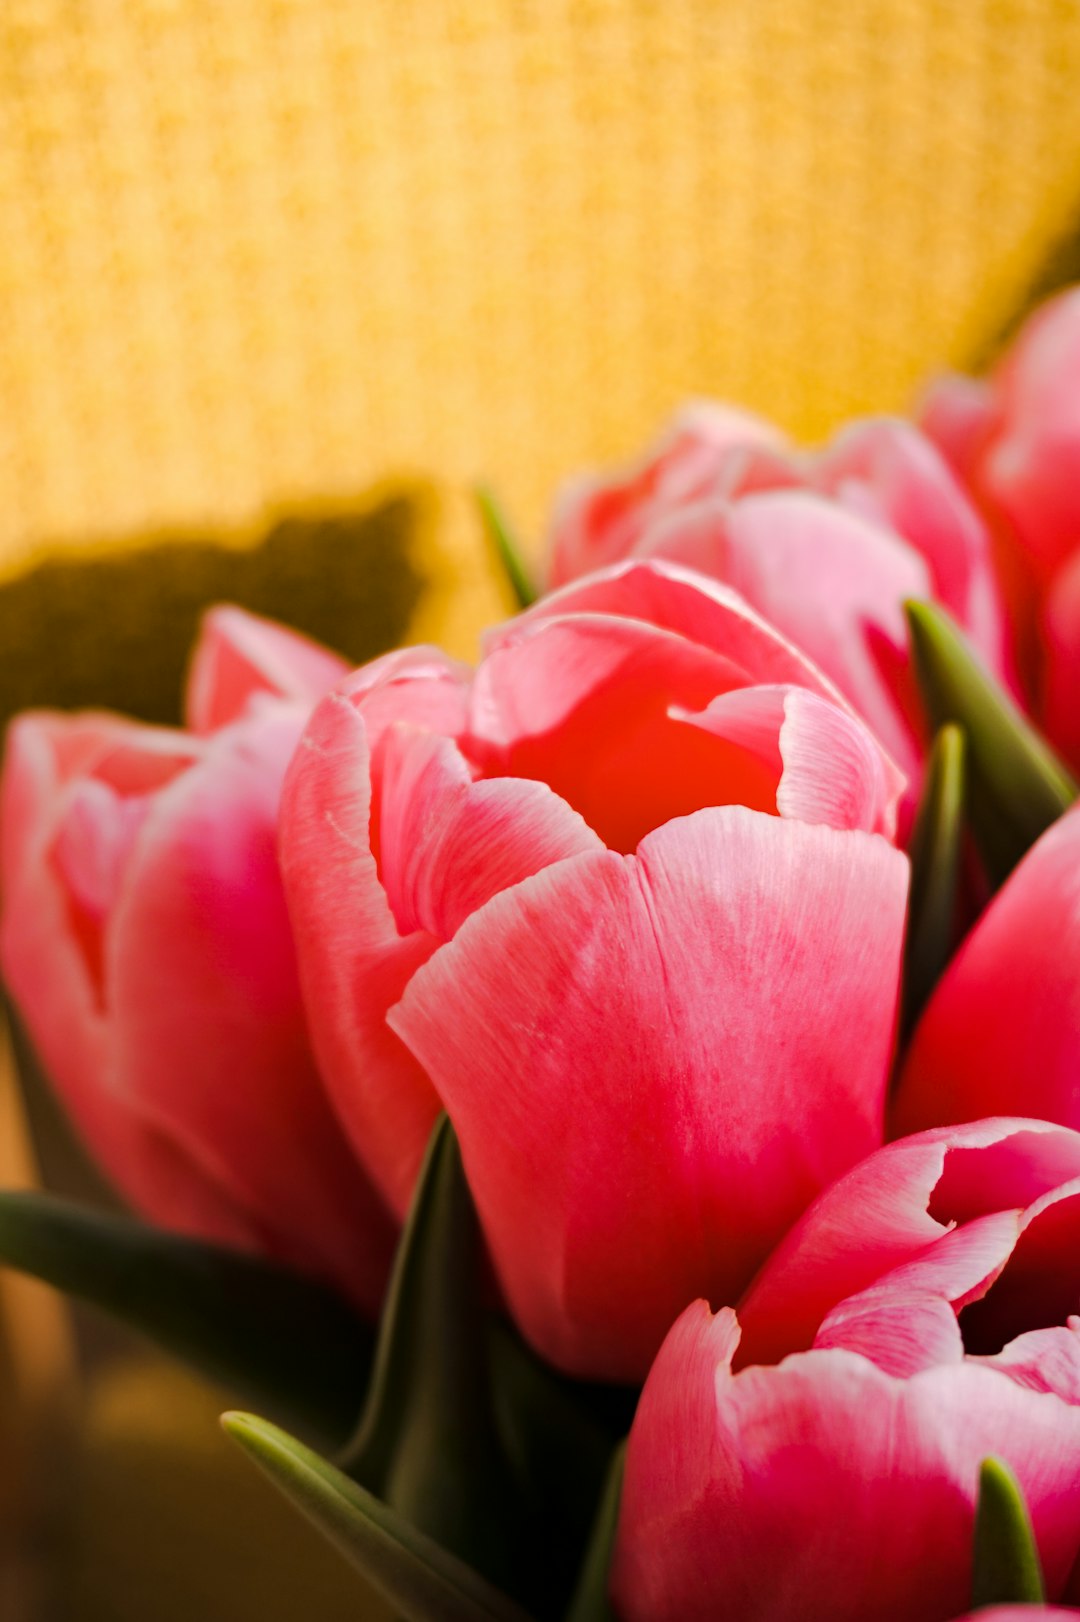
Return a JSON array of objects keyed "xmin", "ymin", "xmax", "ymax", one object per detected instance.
[{"xmin": 0, "ymin": 482, "xmax": 431, "ymax": 728}]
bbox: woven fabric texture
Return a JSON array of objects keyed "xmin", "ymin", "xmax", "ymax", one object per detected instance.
[{"xmin": 2, "ymin": 0, "xmax": 1080, "ymax": 624}]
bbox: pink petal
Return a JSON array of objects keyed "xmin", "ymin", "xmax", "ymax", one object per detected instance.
[
  {"xmin": 470, "ymin": 614, "xmax": 793, "ymax": 851},
  {"xmin": 0, "ymin": 714, "xmax": 348, "ymax": 1261},
  {"xmin": 812, "ymin": 1212, "xmax": 1022, "ymax": 1376},
  {"xmin": 279, "ymin": 653, "xmax": 472, "ymax": 1219},
  {"xmin": 777, "ymin": 687, "xmax": 902, "ymax": 837},
  {"xmin": 487, "ymin": 558, "xmax": 842, "ymax": 703},
  {"xmin": 975, "ymin": 1321, "xmax": 1080, "ymax": 1405},
  {"xmin": 108, "ymin": 704, "xmax": 396, "ymax": 1312},
  {"xmin": 186, "ymin": 606, "xmax": 349, "ymax": 734},
  {"xmin": 813, "ymin": 1289, "xmax": 965, "ymax": 1374},
  {"xmin": 389, "ymin": 806, "xmax": 906, "ymax": 1380},
  {"xmin": 376, "ymin": 728, "xmax": 604, "ymax": 940},
  {"xmin": 918, "ymin": 372, "xmax": 1001, "ymax": 485},
  {"xmin": 1041, "ymin": 548, "xmax": 1080, "ymax": 769},
  {"xmin": 674, "ymin": 685, "xmax": 902, "ymax": 838},
  {"xmin": 547, "ymin": 403, "xmax": 785, "ymax": 587},
  {"xmin": 982, "ymin": 288, "xmax": 1080, "ymax": 587},
  {"xmin": 816, "ymin": 417, "xmax": 1009, "ymax": 680},
  {"xmin": 646, "ymin": 491, "xmax": 929, "ymax": 776},
  {"xmin": 612, "ymin": 1302, "xmax": 1080, "ymax": 1622},
  {"xmin": 894, "ymin": 806, "xmax": 1080, "ymax": 1142},
  {"xmin": 960, "ymin": 1180, "xmax": 1080, "ymax": 1357},
  {"xmin": 737, "ymin": 1119, "xmax": 1080, "ymax": 1370}
]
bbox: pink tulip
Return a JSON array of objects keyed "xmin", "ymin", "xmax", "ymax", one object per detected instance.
[
  {"xmin": 548, "ymin": 408, "xmax": 1010, "ymax": 784},
  {"xmin": 920, "ymin": 288, "xmax": 1080, "ymax": 764},
  {"xmin": 280, "ymin": 560, "xmax": 909, "ymax": 1380},
  {"xmin": 892, "ymin": 803, "xmax": 1080, "ymax": 1143},
  {"xmin": 613, "ymin": 1118, "xmax": 1080, "ymax": 1622},
  {"xmin": 0, "ymin": 606, "xmax": 395, "ymax": 1314}
]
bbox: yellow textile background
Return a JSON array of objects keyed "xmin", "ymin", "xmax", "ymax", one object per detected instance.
[{"xmin": 4, "ymin": 0, "xmax": 1080, "ymax": 655}]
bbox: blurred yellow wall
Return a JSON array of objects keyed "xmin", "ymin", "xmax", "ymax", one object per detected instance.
[{"xmin": 3, "ymin": 0, "xmax": 1080, "ymax": 640}]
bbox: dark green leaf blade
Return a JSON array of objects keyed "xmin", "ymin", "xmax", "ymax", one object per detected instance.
[
  {"xmin": 565, "ymin": 1441, "xmax": 625, "ymax": 1622},
  {"xmin": 0, "ymin": 1190, "xmax": 370, "ymax": 1450},
  {"xmin": 476, "ymin": 485, "xmax": 538, "ymax": 610},
  {"xmin": 344, "ymin": 1116, "xmax": 531, "ymax": 1599},
  {"xmin": 223, "ymin": 1411, "xmax": 534, "ymax": 1622},
  {"xmin": 901, "ymin": 722, "xmax": 967, "ymax": 1039},
  {"xmin": 971, "ymin": 1456, "xmax": 1046, "ymax": 1608},
  {"xmin": 905, "ymin": 600, "xmax": 1076, "ymax": 886}
]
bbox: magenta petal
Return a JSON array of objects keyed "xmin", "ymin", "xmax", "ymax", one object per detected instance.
[
  {"xmin": 186, "ymin": 605, "xmax": 349, "ymax": 733},
  {"xmin": 389, "ymin": 806, "xmax": 906, "ymax": 1380}
]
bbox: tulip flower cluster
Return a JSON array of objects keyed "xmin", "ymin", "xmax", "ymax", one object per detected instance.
[{"xmin": 6, "ymin": 288, "xmax": 1080, "ymax": 1622}]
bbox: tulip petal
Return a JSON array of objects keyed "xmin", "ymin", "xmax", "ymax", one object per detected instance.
[
  {"xmin": 470, "ymin": 615, "xmax": 795, "ymax": 851},
  {"xmin": 492, "ymin": 558, "xmax": 840, "ymax": 703},
  {"xmin": 673, "ymin": 685, "xmax": 902, "ymax": 838},
  {"xmin": 0, "ymin": 715, "xmax": 253, "ymax": 1248},
  {"xmin": 547, "ymin": 404, "xmax": 784, "ymax": 587},
  {"xmin": 918, "ymin": 373, "xmax": 1000, "ymax": 487},
  {"xmin": 981, "ymin": 289, "xmax": 1080, "ymax": 587},
  {"xmin": 390, "ymin": 806, "xmax": 906, "ymax": 1381},
  {"xmin": 737, "ymin": 1119, "xmax": 1080, "ymax": 1370},
  {"xmin": 1041, "ymin": 548, "xmax": 1080, "ymax": 769},
  {"xmin": 974, "ymin": 1322, "xmax": 1080, "ymax": 1406},
  {"xmin": 613, "ymin": 1303, "xmax": 1080, "ymax": 1622},
  {"xmin": 895, "ymin": 806, "xmax": 1080, "ymax": 1141},
  {"xmin": 960, "ymin": 1180, "xmax": 1080, "ymax": 1357},
  {"xmin": 280, "ymin": 655, "xmax": 472, "ymax": 1219},
  {"xmin": 376, "ymin": 729, "xmax": 604, "ymax": 941},
  {"xmin": 813, "ymin": 1211, "xmax": 1022, "ymax": 1376},
  {"xmin": 186, "ymin": 605, "xmax": 349, "ymax": 734},
  {"xmin": 108, "ymin": 704, "xmax": 396, "ymax": 1312},
  {"xmin": 647, "ymin": 491, "xmax": 930, "ymax": 774},
  {"xmin": 816, "ymin": 418, "xmax": 1008, "ymax": 679}
]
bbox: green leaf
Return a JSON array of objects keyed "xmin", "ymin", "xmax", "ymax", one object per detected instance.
[
  {"xmin": 343, "ymin": 1116, "xmax": 532, "ymax": 1598},
  {"xmin": 0, "ymin": 1190, "xmax": 370, "ymax": 1451},
  {"xmin": 564, "ymin": 1442, "xmax": 625, "ymax": 1622},
  {"xmin": 901, "ymin": 722, "xmax": 967, "ymax": 1040},
  {"xmin": 476, "ymin": 485, "xmax": 538, "ymax": 610},
  {"xmin": 223, "ymin": 1411, "xmax": 534, "ymax": 1622},
  {"xmin": 970, "ymin": 1456, "xmax": 1046, "ymax": 1608},
  {"xmin": 905, "ymin": 600, "xmax": 1076, "ymax": 887}
]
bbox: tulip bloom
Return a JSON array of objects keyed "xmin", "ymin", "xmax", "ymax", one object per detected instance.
[
  {"xmin": 613, "ymin": 1118, "xmax": 1080, "ymax": 1622},
  {"xmin": 921, "ymin": 287, "xmax": 1080, "ymax": 764},
  {"xmin": 281, "ymin": 560, "xmax": 909, "ymax": 1381},
  {"xmin": 0, "ymin": 607, "xmax": 395, "ymax": 1314},
  {"xmin": 548, "ymin": 406, "xmax": 1009, "ymax": 784},
  {"xmin": 893, "ymin": 802, "xmax": 1080, "ymax": 1143}
]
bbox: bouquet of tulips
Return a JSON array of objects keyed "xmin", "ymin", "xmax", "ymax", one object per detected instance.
[{"xmin": 8, "ymin": 287, "xmax": 1080, "ymax": 1622}]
